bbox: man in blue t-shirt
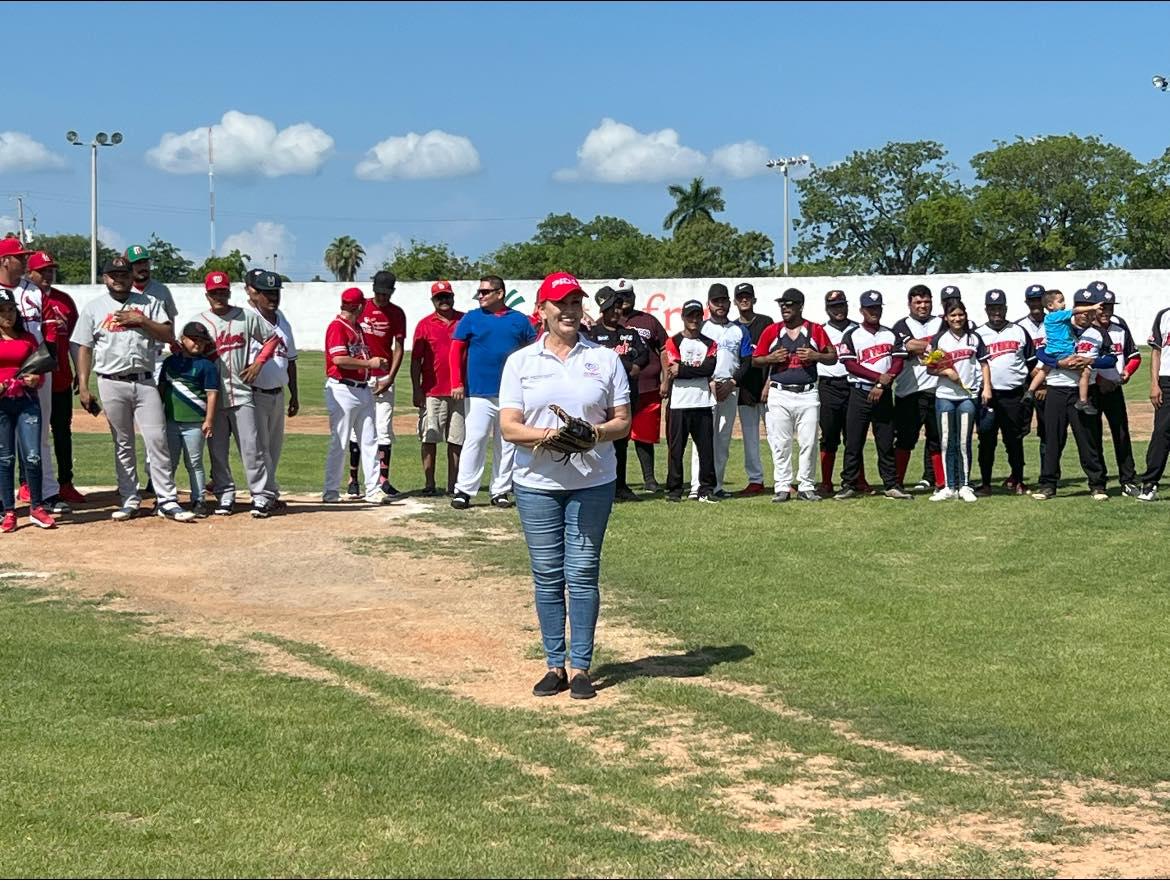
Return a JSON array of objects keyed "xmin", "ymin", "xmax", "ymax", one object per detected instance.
[{"xmin": 449, "ymin": 275, "xmax": 537, "ymax": 509}]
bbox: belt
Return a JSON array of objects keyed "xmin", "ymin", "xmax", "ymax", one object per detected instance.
[
  {"xmin": 254, "ymin": 386, "xmax": 283, "ymax": 395},
  {"xmin": 98, "ymin": 372, "xmax": 151, "ymax": 382},
  {"xmin": 330, "ymin": 377, "xmax": 366, "ymax": 388},
  {"xmin": 770, "ymin": 381, "xmax": 815, "ymax": 393},
  {"xmin": 820, "ymin": 375, "xmax": 850, "ymax": 384}
]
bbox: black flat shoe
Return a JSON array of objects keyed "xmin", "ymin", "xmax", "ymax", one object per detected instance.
[
  {"xmin": 569, "ymin": 673, "xmax": 596, "ymax": 700},
  {"xmin": 532, "ymin": 668, "xmax": 568, "ymax": 697}
]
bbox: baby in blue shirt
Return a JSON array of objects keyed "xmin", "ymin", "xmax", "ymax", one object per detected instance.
[{"xmin": 1025, "ymin": 289, "xmax": 1100, "ymax": 414}]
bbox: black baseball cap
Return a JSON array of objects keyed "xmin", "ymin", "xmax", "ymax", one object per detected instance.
[
  {"xmin": 1024, "ymin": 283, "xmax": 1046, "ymax": 300},
  {"xmin": 681, "ymin": 299, "xmax": 705, "ymax": 315},
  {"xmin": 777, "ymin": 287, "xmax": 805, "ymax": 306},
  {"xmin": 1102, "ymin": 289, "xmax": 1118, "ymax": 304},
  {"xmin": 985, "ymin": 289, "xmax": 1007, "ymax": 306},
  {"xmin": 181, "ymin": 321, "xmax": 212, "ymax": 342},
  {"xmin": 860, "ymin": 290, "xmax": 883, "ymax": 308},
  {"xmin": 595, "ymin": 286, "xmax": 619, "ymax": 312},
  {"xmin": 102, "ymin": 256, "xmax": 131, "ymax": 274},
  {"xmin": 707, "ymin": 283, "xmax": 730, "ymax": 301},
  {"xmin": 372, "ymin": 270, "xmax": 397, "ymax": 294},
  {"xmin": 246, "ymin": 268, "xmax": 282, "ymax": 293},
  {"xmin": 1073, "ymin": 288, "xmax": 1095, "ymax": 305},
  {"xmin": 940, "ymin": 284, "xmax": 961, "ymax": 302},
  {"xmin": 1087, "ymin": 280, "xmax": 1108, "ymax": 295},
  {"xmin": 825, "ymin": 289, "xmax": 847, "ymax": 306},
  {"xmin": 733, "ymin": 282, "xmax": 756, "ymax": 299}
]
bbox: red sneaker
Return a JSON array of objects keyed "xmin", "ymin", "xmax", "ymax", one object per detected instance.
[
  {"xmin": 739, "ymin": 482, "xmax": 765, "ymax": 496},
  {"xmin": 17, "ymin": 483, "xmax": 29, "ymax": 503},
  {"xmin": 28, "ymin": 506, "xmax": 56, "ymax": 529},
  {"xmin": 1, "ymin": 511, "xmax": 15, "ymax": 533},
  {"xmin": 57, "ymin": 483, "xmax": 87, "ymax": 504}
]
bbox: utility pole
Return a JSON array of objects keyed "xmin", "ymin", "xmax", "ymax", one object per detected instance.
[
  {"xmin": 16, "ymin": 196, "xmax": 25, "ymax": 245},
  {"xmin": 208, "ymin": 126, "xmax": 217, "ymax": 258}
]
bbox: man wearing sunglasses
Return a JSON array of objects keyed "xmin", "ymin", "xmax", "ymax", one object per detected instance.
[{"xmin": 448, "ymin": 275, "xmax": 537, "ymax": 509}]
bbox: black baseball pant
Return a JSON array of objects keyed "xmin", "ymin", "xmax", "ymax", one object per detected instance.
[
  {"xmin": 895, "ymin": 390, "xmax": 941, "ymax": 483},
  {"xmin": 614, "ymin": 437, "xmax": 631, "ymax": 490},
  {"xmin": 976, "ymin": 387, "xmax": 1027, "ymax": 487},
  {"xmin": 818, "ymin": 377, "xmax": 850, "ymax": 452},
  {"xmin": 842, "ymin": 386, "xmax": 896, "ymax": 490},
  {"xmin": 1093, "ymin": 386, "xmax": 1137, "ymax": 487},
  {"xmin": 1038, "ymin": 386, "xmax": 1107, "ymax": 492},
  {"xmin": 50, "ymin": 389, "xmax": 74, "ymax": 486},
  {"xmin": 1140, "ymin": 377, "xmax": 1170, "ymax": 488},
  {"xmin": 666, "ymin": 407, "xmax": 715, "ymax": 496},
  {"xmin": 1020, "ymin": 392, "xmax": 1047, "ymax": 475}
]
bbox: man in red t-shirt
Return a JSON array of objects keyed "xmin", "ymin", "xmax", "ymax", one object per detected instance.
[
  {"xmin": 348, "ymin": 270, "xmax": 406, "ymax": 499},
  {"xmin": 410, "ymin": 281, "xmax": 466, "ymax": 495},
  {"xmin": 25, "ymin": 251, "xmax": 85, "ymax": 504}
]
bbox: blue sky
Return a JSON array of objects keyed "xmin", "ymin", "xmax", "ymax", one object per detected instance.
[{"xmin": 4, "ymin": 1, "xmax": 1169, "ymax": 279}]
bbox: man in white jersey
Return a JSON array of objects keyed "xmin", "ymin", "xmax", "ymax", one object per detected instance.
[
  {"xmin": 891, "ymin": 284, "xmax": 944, "ymax": 493},
  {"xmin": 1086, "ymin": 282, "xmax": 1141, "ymax": 497},
  {"xmin": 817, "ymin": 290, "xmax": 872, "ymax": 496},
  {"xmin": 975, "ymin": 289, "xmax": 1035, "ymax": 495},
  {"xmin": 1016, "ymin": 283, "xmax": 1048, "ymax": 470}
]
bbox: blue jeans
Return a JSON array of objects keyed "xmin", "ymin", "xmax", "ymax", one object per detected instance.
[
  {"xmin": 514, "ymin": 481, "xmax": 616, "ymax": 672},
  {"xmin": 0, "ymin": 394, "xmax": 43, "ymax": 512},
  {"xmin": 166, "ymin": 420, "xmax": 207, "ymax": 503},
  {"xmin": 935, "ymin": 397, "xmax": 976, "ymax": 489}
]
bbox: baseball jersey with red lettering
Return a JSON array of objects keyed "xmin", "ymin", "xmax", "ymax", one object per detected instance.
[
  {"xmin": 819, "ymin": 318, "xmax": 857, "ymax": 379},
  {"xmin": 665, "ymin": 333, "xmax": 717, "ymax": 409},
  {"xmin": 192, "ymin": 306, "xmax": 276, "ymax": 407},
  {"xmin": 754, "ymin": 321, "xmax": 833, "ymax": 386},
  {"xmin": 1151, "ymin": 308, "xmax": 1170, "ymax": 378},
  {"xmin": 1016, "ymin": 314, "xmax": 1046, "ymax": 352},
  {"xmin": 325, "ymin": 318, "xmax": 371, "ymax": 383},
  {"xmin": 891, "ymin": 315, "xmax": 942, "ymax": 395},
  {"xmin": 1046, "ymin": 326, "xmax": 1109, "ymax": 388},
  {"xmin": 1097, "ymin": 317, "xmax": 1139, "ymax": 383},
  {"xmin": 840, "ymin": 324, "xmax": 897, "ymax": 387},
  {"xmin": 358, "ymin": 299, "xmax": 406, "ymax": 378},
  {"xmin": 43, "ymin": 287, "xmax": 79, "ymax": 393},
  {"xmin": 976, "ymin": 322, "xmax": 1034, "ymax": 391},
  {"xmin": 928, "ymin": 328, "xmax": 987, "ymax": 400}
]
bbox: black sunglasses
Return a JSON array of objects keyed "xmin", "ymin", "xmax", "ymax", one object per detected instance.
[{"xmin": 476, "ymin": 287, "xmax": 500, "ymax": 296}]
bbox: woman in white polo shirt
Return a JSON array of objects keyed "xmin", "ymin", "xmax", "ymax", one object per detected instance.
[{"xmin": 499, "ymin": 271, "xmax": 631, "ymax": 701}]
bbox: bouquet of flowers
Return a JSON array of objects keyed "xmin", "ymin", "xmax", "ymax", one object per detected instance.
[{"xmin": 923, "ymin": 349, "xmax": 970, "ymax": 392}]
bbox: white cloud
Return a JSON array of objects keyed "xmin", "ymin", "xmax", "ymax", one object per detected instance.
[
  {"xmin": 98, "ymin": 225, "xmax": 125, "ymax": 252},
  {"xmin": 221, "ymin": 221, "xmax": 295, "ymax": 267},
  {"xmin": 355, "ymin": 130, "xmax": 481, "ymax": 181},
  {"xmin": 361, "ymin": 231, "xmax": 406, "ymax": 273},
  {"xmin": 554, "ymin": 118, "xmax": 707, "ymax": 184},
  {"xmin": 0, "ymin": 132, "xmax": 67, "ymax": 173},
  {"xmin": 146, "ymin": 111, "xmax": 334, "ymax": 177},
  {"xmin": 710, "ymin": 140, "xmax": 773, "ymax": 179}
]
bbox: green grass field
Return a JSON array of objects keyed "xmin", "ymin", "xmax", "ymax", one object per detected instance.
[{"xmin": 5, "ymin": 361, "xmax": 1169, "ymax": 876}]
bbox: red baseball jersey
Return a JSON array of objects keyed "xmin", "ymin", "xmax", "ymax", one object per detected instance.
[
  {"xmin": 325, "ymin": 318, "xmax": 370, "ymax": 383},
  {"xmin": 358, "ymin": 300, "xmax": 406, "ymax": 378}
]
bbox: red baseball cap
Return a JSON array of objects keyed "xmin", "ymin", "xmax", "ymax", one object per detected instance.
[
  {"xmin": 430, "ymin": 280, "xmax": 454, "ymax": 296},
  {"xmin": 27, "ymin": 251, "xmax": 57, "ymax": 271},
  {"xmin": 537, "ymin": 271, "xmax": 584, "ymax": 303},
  {"xmin": 340, "ymin": 287, "xmax": 365, "ymax": 306},
  {"xmin": 0, "ymin": 238, "xmax": 31, "ymax": 259},
  {"xmin": 204, "ymin": 271, "xmax": 231, "ymax": 292}
]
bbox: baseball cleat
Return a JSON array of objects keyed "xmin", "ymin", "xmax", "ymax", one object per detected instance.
[
  {"xmin": 490, "ymin": 494, "xmax": 514, "ymax": 509},
  {"xmin": 713, "ymin": 489, "xmax": 734, "ymax": 500},
  {"xmin": 213, "ymin": 502, "xmax": 233, "ymax": 516},
  {"xmin": 884, "ymin": 487, "xmax": 913, "ymax": 501},
  {"xmin": 1122, "ymin": 483, "xmax": 1141, "ymax": 498},
  {"xmin": 345, "ymin": 482, "xmax": 362, "ymax": 501},
  {"xmin": 912, "ymin": 479, "xmax": 933, "ymax": 492},
  {"xmin": 28, "ymin": 506, "xmax": 56, "ymax": 529},
  {"xmin": 380, "ymin": 481, "xmax": 406, "ymax": 501},
  {"xmin": 45, "ymin": 496, "xmax": 71, "ymax": 515},
  {"xmin": 450, "ymin": 491, "xmax": 471, "ymax": 510},
  {"xmin": 0, "ymin": 511, "xmax": 15, "ymax": 533},
  {"xmin": 1137, "ymin": 487, "xmax": 1158, "ymax": 502},
  {"xmin": 157, "ymin": 503, "xmax": 196, "ymax": 522},
  {"xmin": 110, "ymin": 504, "xmax": 139, "ymax": 521},
  {"xmin": 834, "ymin": 487, "xmax": 858, "ymax": 500},
  {"xmin": 191, "ymin": 501, "xmax": 211, "ymax": 519},
  {"xmin": 772, "ymin": 491, "xmax": 791, "ymax": 503},
  {"xmin": 797, "ymin": 490, "xmax": 822, "ymax": 502},
  {"xmin": 643, "ymin": 480, "xmax": 661, "ymax": 493},
  {"xmin": 664, "ymin": 492, "xmax": 683, "ymax": 503},
  {"xmin": 1031, "ymin": 488, "xmax": 1054, "ymax": 500},
  {"xmin": 1090, "ymin": 488, "xmax": 1110, "ymax": 501},
  {"xmin": 696, "ymin": 493, "xmax": 720, "ymax": 504},
  {"xmin": 957, "ymin": 486, "xmax": 979, "ymax": 503},
  {"xmin": 418, "ymin": 486, "xmax": 440, "ymax": 498},
  {"xmin": 250, "ymin": 504, "xmax": 272, "ymax": 519}
]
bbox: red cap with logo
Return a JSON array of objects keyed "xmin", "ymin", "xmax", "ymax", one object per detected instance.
[
  {"xmin": 430, "ymin": 280, "xmax": 454, "ymax": 296},
  {"xmin": 340, "ymin": 287, "xmax": 365, "ymax": 306},
  {"xmin": 204, "ymin": 271, "xmax": 231, "ymax": 292},
  {"xmin": 27, "ymin": 251, "xmax": 57, "ymax": 271},
  {"xmin": 0, "ymin": 238, "xmax": 31, "ymax": 259},
  {"xmin": 537, "ymin": 271, "xmax": 584, "ymax": 303}
]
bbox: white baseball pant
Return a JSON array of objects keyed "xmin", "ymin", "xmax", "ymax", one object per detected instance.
[
  {"xmin": 253, "ymin": 388, "xmax": 286, "ymax": 499},
  {"xmin": 209, "ymin": 401, "xmax": 273, "ymax": 508},
  {"xmin": 737, "ymin": 402, "xmax": 767, "ymax": 485},
  {"xmin": 97, "ymin": 376, "xmax": 180, "ymax": 507},
  {"xmin": 766, "ymin": 387, "xmax": 820, "ymax": 493},
  {"xmin": 349, "ymin": 380, "xmax": 396, "ymax": 446},
  {"xmin": 454, "ymin": 395, "xmax": 515, "ymax": 498},
  {"xmin": 324, "ymin": 379, "xmax": 382, "ymax": 501},
  {"xmin": 690, "ymin": 393, "xmax": 738, "ymax": 495},
  {"xmin": 34, "ymin": 380, "xmax": 59, "ymax": 498}
]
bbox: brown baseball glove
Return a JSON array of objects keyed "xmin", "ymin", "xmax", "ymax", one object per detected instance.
[{"xmin": 534, "ymin": 404, "xmax": 598, "ymax": 463}]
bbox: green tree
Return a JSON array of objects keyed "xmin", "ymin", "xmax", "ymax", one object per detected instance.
[
  {"xmin": 481, "ymin": 213, "xmax": 665, "ymax": 279},
  {"xmin": 793, "ymin": 140, "xmax": 964, "ymax": 274},
  {"xmin": 383, "ymin": 239, "xmax": 475, "ymax": 281},
  {"xmin": 190, "ymin": 249, "xmax": 250, "ymax": 283},
  {"xmin": 324, "ymin": 235, "xmax": 366, "ymax": 282},
  {"xmin": 24, "ymin": 233, "xmax": 118, "ymax": 284},
  {"xmin": 144, "ymin": 233, "xmax": 194, "ymax": 283},
  {"xmin": 969, "ymin": 135, "xmax": 1138, "ymax": 271},
  {"xmin": 1120, "ymin": 148, "xmax": 1170, "ymax": 268},
  {"xmin": 663, "ymin": 177, "xmax": 726, "ymax": 232},
  {"xmin": 662, "ymin": 217, "xmax": 774, "ymax": 277}
]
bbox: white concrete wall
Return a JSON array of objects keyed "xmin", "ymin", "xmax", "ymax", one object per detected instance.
[{"xmin": 68, "ymin": 270, "xmax": 1170, "ymax": 349}]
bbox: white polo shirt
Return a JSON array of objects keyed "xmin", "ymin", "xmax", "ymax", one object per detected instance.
[{"xmin": 499, "ymin": 335, "xmax": 630, "ymax": 492}]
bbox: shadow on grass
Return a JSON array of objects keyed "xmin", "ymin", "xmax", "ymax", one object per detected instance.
[{"xmin": 592, "ymin": 643, "xmax": 753, "ymax": 690}]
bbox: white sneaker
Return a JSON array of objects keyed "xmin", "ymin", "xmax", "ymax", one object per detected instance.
[
  {"xmin": 1138, "ymin": 487, "xmax": 1158, "ymax": 502},
  {"xmin": 157, "ymin": 502, "xmax": 196, "ymax": 523},
  {"xmin": 930, "ymin": 487, "xmax": 956, "ymax": 502},
  {"xmin": 957, "ymin": 486, "xmax": 978, "ymax": 503},
  {"xmin": 110, "ymin": 504, "xmax": 139, "ymax": 522}
]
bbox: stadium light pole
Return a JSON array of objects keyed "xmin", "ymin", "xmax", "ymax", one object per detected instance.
[
  {"xmin": 765, "ymin": 155, "xmax": 810, "ymax": 275},
  {"xmin": 65, "ymin": 130, "xmax": 124, "ymax": 283}
]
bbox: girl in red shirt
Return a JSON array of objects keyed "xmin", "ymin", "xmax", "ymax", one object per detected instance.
[{"xmin": 0, "ymin": 298, "xmax": 55, "ymax": 530}]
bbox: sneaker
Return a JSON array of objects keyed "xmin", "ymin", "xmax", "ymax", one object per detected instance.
[
  {"xmin": 569, "ymin": 673, "xmax": 597, "ymax": 700},
  {"xmin": 696, "ymin": 493, "xmax": 721, "ymax": 504},
  {"xmin": 380, "ymin": 482, "xmax": 406, "ymax": 501},
  {"xmin": 884, "ymin": 487, "xmax": 913, "ymax": 501},
  {"xmin": 1075, "ymin": 400, "xmax": 1099, "ymax": 416},
  {"xmin": 912, "ymin": 479, "xmax": 933, "ymax": 492},
  {"xmin": 643, "ymin": 479, "xmax": 661, "ymax": 493},
  {"xmin": 157, "ymin": 503, "xmax": 196, "ymax": 522},
  {"xmin": 213, "ymin": 500, "xmax": 233, "ymax": 516},
  {"xmin": 46, "ymin": 497, "xmax": 72, "ymax": 515},
  {"xmin": 958, "ymin": 486, "xmax": 979, "ymax": 503},
  {"xmin": 490, "ymin": 494, "xmax": 514, "ymax": 509},
  {"xmin": 713, "ymin": 489, "xmax": 735, "ymax": 500},
  {"xmin": 1090, "ymin": 488, "xmax": 1109, "ymax": 501},
  {"xmin": 345, "ymin": 481, "xmax": 362, "ymax": 501},
  {"xmin": 532, "ymin": 668, "xmax": 568, "ymax": 697},
  {"xmin": 0, "ymin": 511, "xmax": 15, "ymax": 533},
  {"xmin": 17, "ymin": 483, "xmax": 29, "ymax": 503},
  {"xmin": 58, "ymin": 483, "xmax": 87, "ymax": 504},
  {"xmin": 615, "ymin": 485, "xmax": 640, "ymax": 503},
  {"xmin": 369, "ymin": 492, "xmax": 394, "ymax": 506},
  {"xmin": 688, "ymin": 491, "xmax": 700, "ymax": 500},
  {"xmin": 1137, "ymin": 486, "xmax": 1158, "ymax": 502},
  {"xmin": 1122, "ymin": 483, "xmax": 1141, "ymax": 498},
  {"xmin": 974, "ymin": 484, "xmax": 993, "ymax": 498},
  {"xmin": 271, "ymin": 498, "xmax": 287, "ymax": 512},
  {"xmin": 797, "ymin": 490, "xmax": 822, "ymax": 502},
  {"xmin": 418, "ymin": 486, "xmax": 440, "ymax": 498},
  {"xmin": 110, "ymin": 504, "xmax": 139, "ymax": 521},
  {"xmin": 740, "ymin": 482, "xmax": 766, "ymax": 496},
  {"xmin": 772, "ymin": 491, "xmax": 791, "ymax": 503},
  {"xmin": 251, "ymin": 503, "xmax": 272, "ymax": 519},
  {"xmin": 930, "ymin": 487, "xmax": 956, "ymax": 502},
  {"xmin": 665, "ymin": 491, "xmax": 683, "ymax": 503},
  {"xmin": 321, "ymin": 491, "xmax": 341, "ymax": 504},
  {"xmin": 28, "ymin": 506, "xmax": 56, "ymax": 529},
  {"xmin": 834, "ymin": 486, "xmax": 858, "ymax": 501},
  {"xmin": 191, "ymin": 501, "xmax": 211, "ymax": 519},
  {"xmin": 1032, "ymin": 488, "xmax": 1055, "ymax": 500},
  {"xmin": 450, "ymin": 491, "xmax": 471, "ymax": 510}
]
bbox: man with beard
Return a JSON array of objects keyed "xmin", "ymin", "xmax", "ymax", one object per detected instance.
[
  {"xmin": 891, "ymin": 284, "xmax": 944, "ymax": 493},
  {"xmin": 615, "ymin": 279, "xmax": 668, "ymax": 492}
]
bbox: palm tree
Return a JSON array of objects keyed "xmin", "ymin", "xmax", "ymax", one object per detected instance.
[
  {"xmin": 663, "ymin": 177, "xmax": 726, "ymax": 233},
  {"xmin": 324, "ymin": 236, "xmax": 366, "ymax": 281}
]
